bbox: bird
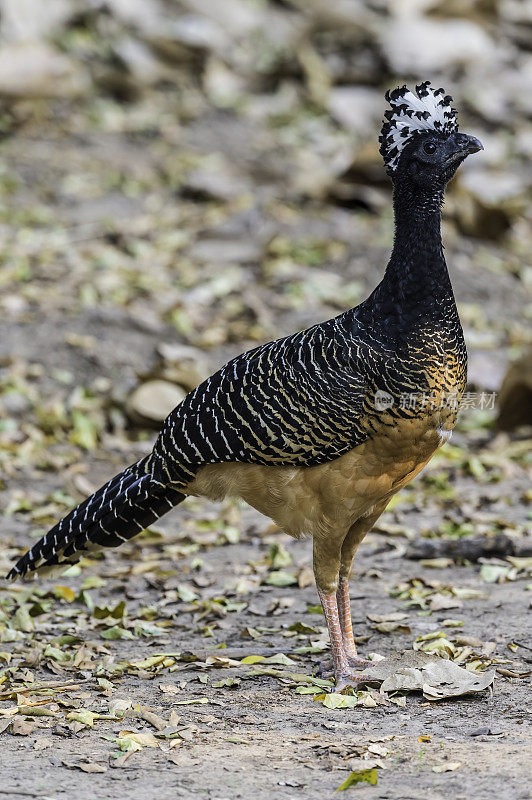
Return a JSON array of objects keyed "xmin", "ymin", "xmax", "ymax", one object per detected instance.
[{"xmin": 7, "ymin": 82, "xmax": 483, "ymax": 691}]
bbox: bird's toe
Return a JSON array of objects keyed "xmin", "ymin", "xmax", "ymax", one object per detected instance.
[
  {"xmin": 333, "ymin": 671, "xmax": 371, "ymax": 693},
  {"xmin": 346, "ymin": 654, "xmax": 372, "ymax": 670}
]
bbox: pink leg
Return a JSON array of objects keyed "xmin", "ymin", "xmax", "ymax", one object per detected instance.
[
  {"xmin": 317, "ymin": 587, "xmax": 369, "ymax": 692},
  {"xmin": 336, "ymin": 577, "xmax": 371, "ymax": 669}
]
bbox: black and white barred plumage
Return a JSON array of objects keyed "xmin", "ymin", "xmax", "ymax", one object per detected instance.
[
  {"xmin": 8, "ymin": 295, "xmax": 461, "ymax": 579},
  {"xmin": 7, "ymin": 316, "xmax": 370, "ymax": 576},
  {"xmin": 9, "ymin": 457, "xmax": 184, "ymax": 577}
]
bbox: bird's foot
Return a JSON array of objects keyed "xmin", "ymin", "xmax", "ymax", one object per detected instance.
[
  {"xmin": 333, "ymin": 671, "xmax": 370, "ymax": 693},
  {"xmin": 316, "ymin": 654, "xmax": 371, "ymax": 679},
  {"xmin": 346, "ymin": 653, "xmax": 372, "ymax": 670},
  {"xmin": 342, "ymin": 643, "xmax": 372, "ymax": 670}
]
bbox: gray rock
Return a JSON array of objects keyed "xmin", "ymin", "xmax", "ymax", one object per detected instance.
[
  {"xmin": 1, "ymin": 392, "xmax": 32, "ymax": 416},
  {"xmin": 0, "ymin": 0, "xmax": 73, "ymax": 42},
  {"xmin": 126, "ymin": 380, "xmax": 186, "ymax": 426},
  {"xmin": 455, "ymin": 169, "xmax": 528, "ymax": 238},
  {"xmin": 381, "ymin": 16, "xmax": 492, "ymax": 73},
  {"xmin": 0, "ymin": 42, "xmax": 88, "ymax": 98},
  {"xmin": 327, "ymin": 87, "xmax": 382, "ymax": 137},
  {"xmin": 183, "ymin": 166, "xmax": 250, "ymax": 201},
  {"xmin": 114, "ymin": 37, "xmax": 170, "ymax": 85},
  {"xmin": 155, "ymin": 343, "xmax": 209, "ymax": 391},
  {"xmin": 105, "ymin": 0, "xmax": 165, "ymax": 32}
]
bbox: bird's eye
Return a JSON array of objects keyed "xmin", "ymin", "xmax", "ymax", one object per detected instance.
[{"xmin": 423, "ymin": 141, "xmax": 437, "ymax": 154}]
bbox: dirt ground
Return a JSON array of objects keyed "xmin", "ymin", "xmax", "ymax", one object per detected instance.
[{"xmin": 0, "ymin": 90, "xmax": 531, "ymax": 800}]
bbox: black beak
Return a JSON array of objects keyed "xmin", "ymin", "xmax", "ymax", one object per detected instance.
[
  {"xmin": 444, "ymin": 133, "xmax": 484, "ymax": 166},
  {"xmin": 460, "ymin": 134, "xmax": 484, "ymax": 155}
]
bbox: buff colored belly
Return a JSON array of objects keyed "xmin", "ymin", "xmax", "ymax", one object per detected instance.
[{"xmin": 186, "ymin": 417, "xmax": 447, "ymax": 539}]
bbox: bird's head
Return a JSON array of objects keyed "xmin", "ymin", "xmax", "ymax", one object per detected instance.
[{"xmin": 379, "ymin": 81, "xmax": 483, "ymax": 191}]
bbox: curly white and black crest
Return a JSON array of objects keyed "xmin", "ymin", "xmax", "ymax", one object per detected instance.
[{"xmin": 379, "ymin": 81, "xmax": 458, "ymax": 173}]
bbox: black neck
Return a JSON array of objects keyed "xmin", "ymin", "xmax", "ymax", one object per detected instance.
[
  {"xmin": 379, "ymin": 178, "xmax": 454, "ymax": 311},
  {"xmin": 340, "ymin": 175, "xmax": 462, "ymax": 343}
]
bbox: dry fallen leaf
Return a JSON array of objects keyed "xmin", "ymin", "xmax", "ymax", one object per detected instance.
[
  {"xmin": 33, "ymin": 737, "xmax": 54, "ymax": 750},
  {"xmin": 79, "ymin": 762, "xmax": 107, "ymax": 773},
  {"xmin": 360, "ymin": 650, "xmax": 495, "ymax": 700},
  {"xmin": 10, "ymin": 718, "xmax": 36, "ymax": 736},
  {"xmin": 432, "ymin": 762, "xmax": 462, "ymax": 773},
  {"xmin": 429, "ymin": 593, "xmax": 463, "ymax": 611},
  {"xmin": 367, "ymin": 612, "xmax": 409, "ymax": 624},
  {"xmin": 118, "ymin": 730, "xmax": 159, "ymax": 748},
  {"xmin": 419, "ymin": 558, "xmax": 454, "ymax": 568},
  {"xmin": 336, "ymin": 767, "xmax": 378, "ymax": 790},
  {"xmin": 317, "ymin": 692, "xmax": 379, "ymax": 709},
  {"xmin": 159, "ymin": 684, "xmax": 181, "ymax": 695}
]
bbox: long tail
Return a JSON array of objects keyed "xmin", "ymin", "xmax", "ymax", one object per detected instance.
[{"xmin": 7, "ymin": 457, "xmax": 185, "ymax": 579}]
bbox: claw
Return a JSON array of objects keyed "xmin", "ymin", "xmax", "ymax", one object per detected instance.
[
  {"xmin": 347, "ymin": 654, "xmax": 372, "ymax": 670},
  {"xmin": 333, "ymin": 671, "xmax": 371, "ymax": 693},
  {"xmin": 317, "ymin": 654, "xmax": 369, "ymax": 680}
]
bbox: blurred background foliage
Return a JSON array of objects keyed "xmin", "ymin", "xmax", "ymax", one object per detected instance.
[{"xmin": 0, "ymin": 0, "xmax": 530, "ymax": 484}]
